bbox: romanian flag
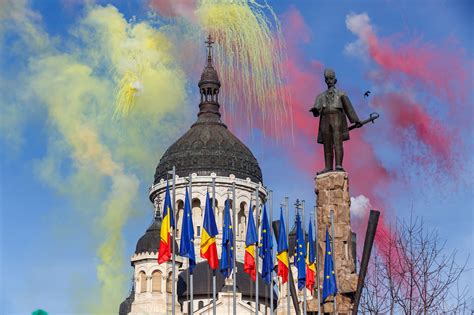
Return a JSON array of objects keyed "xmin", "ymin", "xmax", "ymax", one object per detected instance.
[
  {"xmin": 276, "ymin": 207, "xmax": 289, "ymax": 283},
  {"xmin": 244, "ymin": 203, "xmax": 258, "ymax": 281},
  {"xmin": 200, "ymin": 192, "xmax": 219, "ymax": 270},
  {"xmin": 158, "ymin": 183, "xmax": 175, "ymax": 264},
  {"xmin": 306, "ymin": 220, "xmax": 316, "ymax": 292}
]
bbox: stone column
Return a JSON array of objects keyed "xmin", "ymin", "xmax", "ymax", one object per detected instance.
[{"xmin": 314, "ymin": 172, "xmax": 357, "ymax": 314}]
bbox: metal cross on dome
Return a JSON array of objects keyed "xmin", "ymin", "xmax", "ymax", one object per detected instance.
[{"xmin": 205, "ymin": 34, "xmax": 214, "ymax": 64}]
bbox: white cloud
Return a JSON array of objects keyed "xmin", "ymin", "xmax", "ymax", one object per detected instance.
[
  {"xmin": 346, "ymin": 12, "xmax": 373, "ymax": 40},
  {"xmin": 344, "ymin": 12, "xmax": 374, "ymax": 59},
  {"xmin": 350, "ymin": 194, "xmax": 372, "ymax": 218}
]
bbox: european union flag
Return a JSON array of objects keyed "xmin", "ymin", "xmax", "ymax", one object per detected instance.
[
  {"xmin": 322, "ymin": 228, "xmax": 337, "ymax": 301},
  {"xmin": 179, "ymin": 188, "xmax": 196, "ymax": 273},
  {"xmin": 219, "ymin": 199, "xmax": 233, "ymax": 278},
  {"xmin": 259, "ymin": 204, "xmax": 273, "ymax": 284},
  {"xmin": 295, "ymin": 212, "xmax": 306, "ymax": 290}
]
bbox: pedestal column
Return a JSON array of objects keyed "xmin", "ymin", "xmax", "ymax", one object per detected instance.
[{"xmin": 315, "ymin": 172, "xmax": 358, "ymax": 314}]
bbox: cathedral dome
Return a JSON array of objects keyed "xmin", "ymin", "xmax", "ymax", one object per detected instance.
[
  {"xmin": 153, "ymin": 36, "xmax": 262, "ymax": 185},
  {"xmin": 154, "ymin": 121, "xmax": 262, "ymax": 184},
  {"xmin": 134, "ymin": 217, "xmax": 178, "ymax": 255},
  {"xmin": 135, "ymin": 219, "xmax": 161, "ymax": 254}
]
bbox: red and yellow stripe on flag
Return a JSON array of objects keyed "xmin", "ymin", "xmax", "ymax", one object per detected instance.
[
  {"xmin": 200, "ymin": 228, "xmax": 218, "ymax": 269},
  {"xmin": 306, "ymin": 219, "xmax": 316, "ymax": 291},
  {"xmin": 244, "ymin": 244, "xmax": 256, "ymax": 281},
  {"xmin": 200, "ymin": 192, "xmax": 219, "ymax": 270},
  {"xmin": 306, "ymin": 239, "xmax": 316, "ymax": 291},
  {"xmin": 158, "ymin": 185, "xmax": 174, "ymax": 264},
  {"xmin": 158, "ymin": 206, "xmax": 172, "ymax": 264},
  {"xmin": 277, "ymin": 250, "xmax": 289, "ymax": 283}
]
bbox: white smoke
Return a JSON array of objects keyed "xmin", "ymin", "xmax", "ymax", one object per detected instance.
[{"xmin": 350, "ymin": 194, "xmax": 372, "ymax": 219}]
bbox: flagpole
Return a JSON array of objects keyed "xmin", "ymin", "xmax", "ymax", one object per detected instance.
[
  {"xmin": 330, "ymin": 210, "xmax": 337, "ymax": 315},
  {"xmin": 315, "ymin": 205, "xmax": 321, "ymax": 315},
  {"xmin": 189, "ymin": 173, "xmax": 194, "ymax": 315},
  {"xmin": 169, "ymin": 166, "xmax": 177, "ymax": 315},
  {"xmin": 212, "ymin": 176, "xmax": 217, "ymax": 315},
  {"xmin": 165, "ymin": 173, "xmax": 170, "ymax": 314},
  {"xmin": 232, "ymin": 181, "xmax": 237, "ymax": 315},
  {"xmin": 302, "ymin": 201, "xmax": 307, "ymax": 315},
  {"xmin": 285, "ymin": 196, "xmax": 290, "ymax": 315},
  {"xmin": 269, "ymin": 190, "xmax": 274, "ymax": 315},
  {"xmin": 313, "ymin": 206, "xmax": 321, "ymax": 315},
  {"xmin": 255, "ymin": 187, "xmax": 260, "ymax": 315}
]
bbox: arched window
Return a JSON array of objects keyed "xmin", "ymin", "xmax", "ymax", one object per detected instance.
[
  {"xmin": 198, "ymin": 301, "xmax": 204, "ymax": 309},
  {"xmin": 139, "ymin": 271, "xmax": 147, "ymax": 293},
  {"xmin": 152, "ymin": 270, "xmax": 162, "ymax": 292},
  {"xmin": 192, "ymin": 198, "xmax": 201, "ymax": 209},
  {"xmin": 177, "ymin": 200, "xmax": 184, "ymax": 238},
  {"xmin": 166, "ymin": 273, "xmax": 173, "ymax": 293},
  {"xmin": 192, "ymin": 198, "xmax": 202, "ymax": 236},
  {"xmin": 238, "ymin": 202, "xmax": 247, "ymax": 236}
]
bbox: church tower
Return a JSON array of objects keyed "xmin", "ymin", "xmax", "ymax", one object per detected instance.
[{"xmin": 120, "ymin": 36, "xmax": 276, "ymax": 315}]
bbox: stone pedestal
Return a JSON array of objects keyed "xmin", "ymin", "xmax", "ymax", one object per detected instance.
[{"xmin": 313, "ymin": 172, "xmax": 357, "ymax": 314}]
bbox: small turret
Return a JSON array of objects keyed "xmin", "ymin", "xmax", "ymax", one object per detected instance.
[{"xmin": 197, "ymin": 34, "xmax": 221, "ymax": 122}]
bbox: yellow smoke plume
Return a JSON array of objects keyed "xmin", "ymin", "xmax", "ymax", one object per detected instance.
[{"xmin": 1, "ymin": 2, "xmax": 187, "ymax": 313}]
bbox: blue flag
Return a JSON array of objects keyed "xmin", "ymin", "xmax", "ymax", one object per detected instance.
[
  {"xmin": 295, "ymin": 212, "xmax": 306, "ymax": 290},
  {"xmin": 179, "ymin": 188, "xmax": 196, "ymax": 273},
  {"xmin": 246, "ymin": 203, "xmax": 258, "ymax": 246},
  {"xmin": 322, "ymin": 228, "xmax": 337, "ymax": 300},
  {"xmin": 259, "ymin": 204, "xmax": 273, "ymax": 284},
  {"xmin": 219, "ymin": 199, "xmax": 233, "ymax": 278}
]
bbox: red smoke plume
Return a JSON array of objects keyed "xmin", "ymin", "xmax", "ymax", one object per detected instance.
[
  {"xmin": 366, "ymin": 33, "xmax": 470, "ymax": 106},
  {"xmin": 372, "ymin": 93, "xmax": 454, "ymax": 170},
  {"xmin": 345, "ymin": 12, "xmax": 469, "ymax": 173}
]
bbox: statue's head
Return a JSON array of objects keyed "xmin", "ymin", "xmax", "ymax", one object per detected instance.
[{"xmin": 324, "ymin": 68, "xmax": 337, "ymax": 88}]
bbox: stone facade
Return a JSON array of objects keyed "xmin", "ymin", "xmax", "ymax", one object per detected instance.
[{"xmin": 314, "ymin": 172, "xmax": 357, "ymax": 314}]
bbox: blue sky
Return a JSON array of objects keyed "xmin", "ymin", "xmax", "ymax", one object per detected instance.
[{"xmin": 1, "ymin": 0, "xmax": 472, "ymax": 313}]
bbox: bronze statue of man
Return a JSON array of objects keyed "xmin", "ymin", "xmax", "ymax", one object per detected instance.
[{"xmin": 310, "ymin": 69, "xmax": 362, "ymax": 174}]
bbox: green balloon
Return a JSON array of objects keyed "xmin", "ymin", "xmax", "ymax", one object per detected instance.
[{"xmin": 32, "ymin": 310, "xmax": 48, "ymax": 315}]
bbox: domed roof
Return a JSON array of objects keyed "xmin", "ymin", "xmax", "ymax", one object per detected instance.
[
  {"xmin": 119, "ymin": 288, "xmax": 134, "ymax": 315},
  {"xmin": 154, "ymin": 120, "xmax": 262, "ymax": 184},
  {"xmin": 135, "ymin": 216, "xmax": 178, "ymax": 255},
  {"xmin": 199, "ymin": 64, "xmax": 220, "ymax": 85},
  {"xmin": 154, "ymin": 36, "xmax": 262, "ymax": 185},
  {"xmin": 177, "ymin": 261, "xmax": 277, "ymax": 306}
]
